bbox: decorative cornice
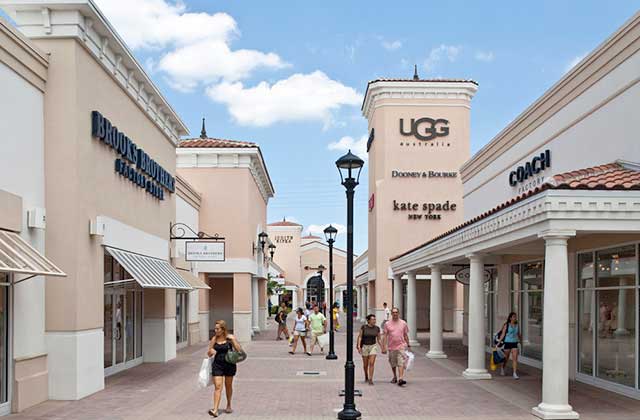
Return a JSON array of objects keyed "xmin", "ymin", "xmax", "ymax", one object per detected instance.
[
  {"xmin": 176, "ymin": 148, "xmax": 275, "ymax": 204},
  {"xmin": 362, "ymin": 80, "xmax": 478, "ymax": 120},
  {"xmin": 175, "ymin": 175, "xmax": 202, "ymax": 210},
  {"xmin": 0, "ymin": 0, "xmax": 189, "ymax": 144},
  {"xmin": 391, "ymin": 190, "xmax": 640, "ymax": 274},
  {"xmin": 0, "ymin": 15, "xmax": 48, "ymax": 91}
]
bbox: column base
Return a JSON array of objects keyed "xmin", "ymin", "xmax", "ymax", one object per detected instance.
[
  {"xmin": 409, "ymin": 339, "xmax": 420, "ymax": 347},
  {"xmin": 426, "ymin": 351, "xmax": 447, "ymax": 359},
  {"xmin": 233, "ymin": 311, "xmax": 253, "ymax": 343},
  {"xmin": 463, "ymin": 368, "xmax": 492, "ymax": 380},
  {"xmin": 532, "ymin": 403, "xmax": 579, "ymax": 419},
  {"xmin": 252, "ymin": 326, "xmax": 260, "ymax": 334},
  {"xmin": 614, "ymin": 328, "xmax": 630, "ymax": 336}
]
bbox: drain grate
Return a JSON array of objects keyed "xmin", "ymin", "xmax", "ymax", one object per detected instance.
[{"xmin": 296, "ymin": 370, "xmax": 327, "ymax": 376}]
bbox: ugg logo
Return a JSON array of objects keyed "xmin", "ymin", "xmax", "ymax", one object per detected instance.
[{"xmin": 399, "ymin": 118, "xmax": 450, "ymax": 141}]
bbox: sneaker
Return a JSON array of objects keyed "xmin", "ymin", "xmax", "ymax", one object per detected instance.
[
  {"xmin": 513, "ymin": 372, "xmax": 519, "ymax": 380},
  {"xmin": 398, "ymin": 379, "xmax": 407, "ymax": 386},
  {"xmin": 500, "ymin": 367, "xmax": 505, "ymax": 376}
]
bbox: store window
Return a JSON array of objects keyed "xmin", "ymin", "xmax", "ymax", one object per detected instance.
[
  {"xmin": 0, "ymin": 273, "xmax": 8, "ymax": 406},
  {"xmin": 176, "ymin": 291, "xmax": 188, "ymax": 345},
  {"xmin": 578, "ymin": 245, "xmax": 637, "ymax": 390},
  {"xmin": 484, "ymin": 268, "xmax": 497, "ymax": 346},
  {"xmin": 511, "ymin": 261, "xmax": 544, "ymax": 361}
]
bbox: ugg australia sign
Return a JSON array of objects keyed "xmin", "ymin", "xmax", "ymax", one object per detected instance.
[{"xmin": 400, "ymin": 118, "xmax": 450, "ymax": 141}]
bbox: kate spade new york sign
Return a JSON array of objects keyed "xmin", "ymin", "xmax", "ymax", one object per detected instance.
[{"xmin": 392, "ymin": 200, "xmax": 457, "ymax": 220}]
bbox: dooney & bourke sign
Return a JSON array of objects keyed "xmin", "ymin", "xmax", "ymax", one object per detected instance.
[{"xmin": 185, "ymin": 241, "xmax": 225, "ymax": 261}]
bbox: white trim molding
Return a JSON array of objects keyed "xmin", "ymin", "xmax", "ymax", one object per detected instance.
[
  {"xmin": 176, "ymin": 148, "xmax": 275, "ymax": 203},
  {"xmin": 0, "ymin": 0, "xmax": 189, "ymax": 144},
  {"xmin": 362, "ymin": 80, "xmax": 478, "ymax": 120},
  {"xmin": 391, "ymin": 190, "xmax": 640, "ymax": 274}
]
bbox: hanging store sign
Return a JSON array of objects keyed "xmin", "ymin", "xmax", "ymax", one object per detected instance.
[
  {"xmin": 400, "ymin": 118, "xmax": 450, "ymax": 141},
  {"xmin": 185, "ymin": 241, "xmax": 225, "ymax": 262},
  {"xmin": 454, "ymin": 267, "xmax": 492, "ymax": 285},
  {"xmin": 508, "ymin": 149, "xmax": 551, "ymax": 187},
  {"xmin": 91, "ymin": 111, "xmax": 176, "ymax": 200}
]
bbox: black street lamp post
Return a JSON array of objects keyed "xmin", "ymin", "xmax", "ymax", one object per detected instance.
[
  {"xmin": 335, "ymin": 150, "xmax": 364, "ymax": 420},
  {"xmin": 324, "ymin": 224, "xmax": 339, "ymax": 360}
]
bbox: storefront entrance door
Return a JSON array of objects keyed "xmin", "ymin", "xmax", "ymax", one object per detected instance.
[{"xmin": 104, "ymin": 288, "xmax": 143, "ymax": 376}]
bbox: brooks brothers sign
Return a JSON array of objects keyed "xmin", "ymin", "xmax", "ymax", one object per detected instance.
[{"xmin": 91, "ymin": 111, "xmax": 175, "ymax": 200}]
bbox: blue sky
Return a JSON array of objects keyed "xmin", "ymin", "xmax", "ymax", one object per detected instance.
[{"xmin": 4, "ymin": 1, "xmax": 639, "ymax": 253}]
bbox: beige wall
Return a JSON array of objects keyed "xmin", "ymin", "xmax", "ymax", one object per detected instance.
[
  {"xmin": 300, "ymin": 244, "xmax": 347, "ymax": 290},
  {"xmin": 178, "ymin": 168, "xmax": 266, "ymax": 261},
  {"xmin": 37, "ymin": 38, "xmax": 177, "ymax": 332},
  {"xmin": 267, "ymin": 225, "xmax": 302, "ymax": 284},
  {"xmin": 368, "ymin": 96, "xmax": 472, "ymax": 311}
]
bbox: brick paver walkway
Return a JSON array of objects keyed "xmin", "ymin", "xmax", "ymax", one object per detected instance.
[{"xmin": 8, "ymin": 319, "xmax": 640, "ymax": 419}]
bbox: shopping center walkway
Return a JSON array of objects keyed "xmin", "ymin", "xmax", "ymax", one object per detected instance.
[{"xmin": 8, "ymin": 320, "xmax": 640, "ymax": 420}]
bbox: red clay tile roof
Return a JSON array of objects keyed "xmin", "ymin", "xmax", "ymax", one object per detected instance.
[
  {"xmin": 302, "ymin": 235, "xmax": 322, "ymax": 239},
  {"xmin": 178, "ymin": 138, "xmax": 257, "ymax": 148},
  {"xmin": 391, "ymin": 161, "xmax": 640, "ymax": 262},
  {"xmin": 268, "ymin": 219, "xmax": 302, "ymax": 227}
]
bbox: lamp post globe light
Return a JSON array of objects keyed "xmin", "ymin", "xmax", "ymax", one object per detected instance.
[
  {"xmin": 324, "ymin": 224, "xmax": 339, "ymax": 360},
  {"xmin": 335, "ymin": 149, "xmax": 364, "ymax": 420}
]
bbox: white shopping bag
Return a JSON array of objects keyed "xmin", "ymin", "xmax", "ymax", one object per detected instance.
[
  {"xmin": 403, "ymin": 350, "xmax": 415, "ymax": 371},
  {"xmin": 317, "ymin": 333, "xmax": 329, "ymax": 348},
  {"xmin": 198, "ymin": 357, "xmax": 213, "ymax": 389}
]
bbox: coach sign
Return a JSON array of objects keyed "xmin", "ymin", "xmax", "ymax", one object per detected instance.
[
  {"xmin": 185, "ymin": 241, "xmax": 225, "ymax": 262},
  {"xmin": 454, "ymin": 267, "xmax": 492, "ymax": 285},
  {"xmin": 508, "ymin": 149, "xmax": 551, "ymax": 187}
]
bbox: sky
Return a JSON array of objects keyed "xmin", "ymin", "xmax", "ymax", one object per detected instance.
[{"xmin": 4, "ymin": 1, "xmax": 639, "ymax": 254}]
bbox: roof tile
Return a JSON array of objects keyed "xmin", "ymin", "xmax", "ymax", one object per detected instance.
[{"xmin": 178, "ymin": 138, "xmax": 257, "ymax": 148}]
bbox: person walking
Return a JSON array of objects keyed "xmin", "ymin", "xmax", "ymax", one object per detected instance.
[
  {"xmin": 381, "ymin": 302, "xmax": 391, "ymax": 330},
  {"xmin": 497, "ymin": 312, "xmax": 522, "ymax": 379},
  {"xmin": 382, "ymin": 307, "xmax": 410, "ymax": 386},
  {"xmin": 357, "ymin": 314, "xmax": 383, "ymax": 385},
  {"xmin": 332, "ymin": 303, "xmax": 341, "ymax": 331},
  {"xmin": 289, "ymin": 308, "xmax": 311, "ymax": 355},
  {"xmin": 308, "ymin": 304, "xmax": 327, "ymax": 354},
  {"xmin": 275, "ymin": 303, "xmax": 290, "ymax": 341},
  {"xmin": 207, "ymin": 320, "xmax": 243, "ymax": 417}
]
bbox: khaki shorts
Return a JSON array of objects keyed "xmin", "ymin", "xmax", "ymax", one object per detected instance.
[
  {"xmin": 388, "ymin": 350, "xmax": 405, "ymax": 368},
  {"xmin": 361, "ymin": 344, "xmax": 378, "ymax": 357},
  {"xmin": 293, "ymin": 330, "xmax": 306, "ymax": 337}
]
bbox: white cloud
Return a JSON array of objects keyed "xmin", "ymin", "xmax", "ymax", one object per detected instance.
[
  {"xmin": 565, "ymin": 53, "xmax": 586, "ymax": 73},
  {"xmin": 424, "ymin": 44, "xmax": 462, "ymax": 72},
  {"xmin": 327, "ymin": 135, "xmax": 368, "ymax": 161},
  {"xmin": 95, "ymin": 0, "xmax": 287, "ymax": 91},
  {"xmin": 382, "ymin": 40, "xmax": 402, "ymax": 51},
  {"xmin": 206, "ymin": 71, "xmax": 363, "ymax": 127},
  {"xmin": 475, "ymin": 50, "xmax": 495, "ymax": 62},
  {"xmin": 158, "ymin": 40, "xmax": 288, "ymax": 91},
  {"xmin": 305, "ymin": 224, "xmax": 346, "ymax": 237}
]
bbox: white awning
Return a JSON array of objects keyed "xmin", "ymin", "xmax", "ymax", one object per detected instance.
[
  {"xmin": 176, "ymin": 268, "xmax": 210, "ymax": 289},
  {"xmin": 0, "ymin": 230, "xmax": 66, "ymax": 277},
  {"xmin": 106, "ymin": 247, "xmax": 192, "ymax": 290}
]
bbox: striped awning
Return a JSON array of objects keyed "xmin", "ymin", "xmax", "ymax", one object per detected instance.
[
  {"xmin": 176, "ymin": 269, "xmax": 210, "ymax": 289},
  {"xmin": 105, "ymin": 247, "xmax": 192, "ymax": 290},
  {"xmin": 0, "ymin": 230, "xmax": 66, "ymax": 277}
]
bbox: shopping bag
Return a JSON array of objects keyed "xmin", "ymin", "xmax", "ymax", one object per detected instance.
[
  {"xmin": 197, "ymin": 358, "xmax": 213, "ymax": 389},
  {"xmin": 493, "ymin": 348, "xmax": 505, "ymax": 364},
  {"xmin": 317, "ymin": 333, "xmax": 329, "ymax": 348},
  {"xmin": 403, "ymin": 350, "xmax": 415, "ymax": 371},
  {"xmin": 489, "ymin": 351, "xmax": 497, "ymax": 371}
]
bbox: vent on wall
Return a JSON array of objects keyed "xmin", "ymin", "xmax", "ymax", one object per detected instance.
[{"xmin": 27, "ymin": 208, "xmax": 46, "ymax": 229}]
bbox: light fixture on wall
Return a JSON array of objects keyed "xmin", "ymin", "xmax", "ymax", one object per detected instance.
[{"xmin": 258, "ymin": 231, "xmax": 268, "ymax": 253}]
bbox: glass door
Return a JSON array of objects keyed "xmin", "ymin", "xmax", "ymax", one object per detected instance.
[
  {"xmin": 0, "ymin": 274, "xmax": 9, "ymax": 414},
  {"xmin": 104, "ymin": 288, "xmax": 143, "ymax": 376}
]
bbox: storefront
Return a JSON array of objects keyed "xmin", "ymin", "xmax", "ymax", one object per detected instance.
[
  {"xmin": 1, "ymin": 0, "xmax": 194, "ymax": 401},
  {"xmin": 390, "ymin": 11, "xmax": 640, "ymax": 419}
]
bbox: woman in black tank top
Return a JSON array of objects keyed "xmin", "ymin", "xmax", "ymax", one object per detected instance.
[{"xmin": 207, "ymin": 320, "xmax": 243, "ymax": 417}]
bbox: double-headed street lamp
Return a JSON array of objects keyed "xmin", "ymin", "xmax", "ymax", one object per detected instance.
[
  {"xmin": 335, "ymin": 150, "xmax": 364, "ymax": 420},
  {"xmin": 324, "ymin": 224, "xmax": 338, "ymax": 361}
]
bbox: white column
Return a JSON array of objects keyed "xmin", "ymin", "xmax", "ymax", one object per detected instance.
[
  {"xmin": 362, "ymin": 285, "xmax": 368, "ymax": 318},
  {"xmin": 251, "ymin": 277, "xmax": 260, "ymax": 333},
  {"xmin": 532, "ymin": 231, "xmax": 579, "ymax": 420},
  {"xmin": 359, "ymin": 286, "xmax": 365, "ymax": 321},
  {"xmin": 463, "ymin": 254, "xmax": 491, "ymax": 379},
  {"xmin": 291, "ymin": 288, "xmax": 298, "ymax": 310},
  {"xmin": 614, "ymin": 278, "xmax": 629, "ymax": 336},
  {"xmin": 393, "ymin": 274, "xmax": 403, "ymax": 316},
  {"xmin": 407, "ymin": 271, "xmax": 419, "ymax": 346},
  {"xmin": 427, "ymin": 265, "xmax": 447, "ymax": 359}
]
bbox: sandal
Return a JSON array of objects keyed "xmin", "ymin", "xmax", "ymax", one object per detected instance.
[
  {"xmin": 208, "ymin": 409, "xmax": 219, "ymax": 417},
  {"xmin": 225, "ymin": 408, "xmax": 233, "ymax": 414},
  {"xmin": 306, "ymin": 352, "xmax": 312, "ymax": 356},
  {"xmin": 288, "ymin": 351, "xmax": 294, "ymax": 355},
  {"xmin": 390, "ymin": 378, "xmax": 397, "ymax": 384}
]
